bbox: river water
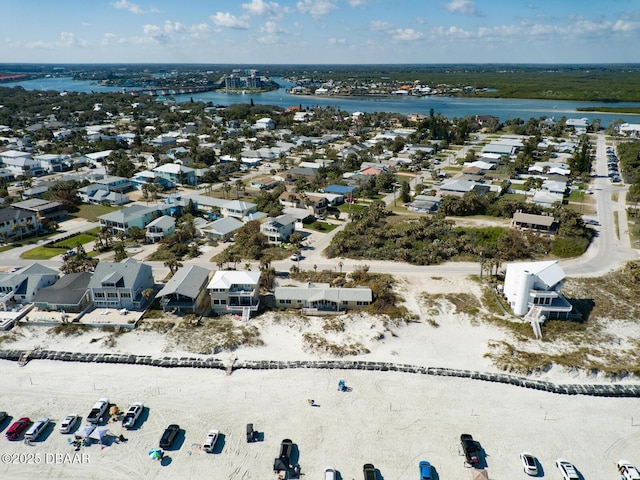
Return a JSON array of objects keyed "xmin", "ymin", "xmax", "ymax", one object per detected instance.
[{"xmin": 4, "ymin": 76, "xmax": 640, "ymax": 126}]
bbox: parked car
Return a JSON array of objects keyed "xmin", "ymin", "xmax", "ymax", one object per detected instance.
[
  {"xmin": 519, "ymin": 452, "xmax": 538, "ymax": 476},
  {"xmin": 24, "ymin": 417, "xmax": 49, "ymax": 441},
  {"xmin": 203, "ymin": 429, "xmax": 219, "ymax": 453},
  {"xmin": 246, "ymin": 423, "xmax": 258, "ymax": 443},
  {"xmin": 0, "ymin": 411, "xmax": 7, "ymax": 423},
  {"xmin": 279, "ymin": 438, "xmax": 293, "ymax": 461},
  {"xmin": 159, "ymin": 424, "xmax": 180, "ymax": 449},
  {"xmin": 363, "ymin": 463, "xmax": 376, "ymax": 480},
  {"xmin": 460, "ymin": 434, "xmax": 480, "ymax": 465},
  {"xmin": 324, "ymin": 467, "xmax": 336, "ymax": 480},
  {"xmin": 122, "ymin": 402, "xmax": 144, "ymax": 429},
  {"xmin": 618, "ymin": 460, "xmax": 640, "ymax": 480},
  {"xmin": 290, "ymin": 252, "xmax": 302, "ymax": 261},
  {"xmin": 556, "ymin": 458, "xmax": 579, "ymax": 480},
  {"xmin": 87, "ymin": 398, "xmax": 109, "ymax": 424},
  {"xmin": 5, "ymin": 417, "xmax": 30, "ymax": 440},
  {"xmin": 419, "ymin": 460, "xmax": 432, "ymax": 480},
  {"xmin": 59, "ymin": 415, "xmax": 79, "ymax": 434}
]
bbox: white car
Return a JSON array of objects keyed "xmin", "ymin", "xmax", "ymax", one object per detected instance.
[
  {"xmin": 290, "ymin": 253, "xmax": 302, "ymax": 261},
  {"xmin": 203, "ymin": 429, "xmax": 219, "ymax": 453},
  {"xmin": 324, "ymin": 467, "xmax": 336, "ymax": 480},
  {"xmin": 24, "ymin": 417, "xmax": 49, "ymax": 441},
  {"xmin": 618, "ymin": 460, "xmax": 640, "ymax": 480},
  {"xmin": 556, "ymin": 458, "xmax": 579, "ymax": 480},
  {"xmin": 59, "ymin": 415, "xmax": 79, "ymax": 434},
  {"xmin": 122, "ymin": 402, "xmax": 144, "ymax": 429},
  {"xmin": 519, "ymin": 452, "xmax": 538, "ymax": 476}
]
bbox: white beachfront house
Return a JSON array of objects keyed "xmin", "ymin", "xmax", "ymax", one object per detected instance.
[{"xmin": 502, "ymin": 260, "xmax": 573, "ymax": 320}]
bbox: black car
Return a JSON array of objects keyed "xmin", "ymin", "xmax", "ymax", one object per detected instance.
[
  {"xmin": 0, "ymin": 411, "xmax": 7, "ymax": 424},
  {"xmin": 460, "ymin": 434, "xmax": 480, "ymax": 464},
  {"xmin": 246, "ymin": 423, "xmax": 258, "ymax": 443},
  {"xmin": 279, "ymin": 438, "xmax": 293, "ymax": 461},
  {"xmin": 363, "ymin": 463, "xmax": 376, "ymax": 480},
  {"xmin": 159, "ymin": 424, "xmax": 179, "ymax": 449}
]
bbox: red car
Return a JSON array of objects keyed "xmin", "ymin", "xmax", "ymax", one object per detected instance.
[{"xmin": 5, "ymin": 417, "xmax": 30, "ymax": 440}]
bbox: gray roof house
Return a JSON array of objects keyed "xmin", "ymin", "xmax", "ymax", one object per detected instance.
[
  {"xmin": 145, "ymin": 215, "xmax": 176, "ymax": 243},
  {"xmin": 156, "ymin": 265, "xmax": 211, "ymax": 314},
  {"xmin": 199, "ymin": 217, "xmax": 244, "ymax": 241},
  {"xmin": 260, "ymin": 214, "xmax": 296, "ymax": 245},
  {"xmin": 275, "ymin": 283, "xmax": 372, "ymax": 314},
  {"xmin": 87, "ymin": 258, "xmax": 155, "ymax": 310},
  {"xmin": 0, "ymin": 263, "xmax": 59, "ymax": 308},
  {"xmin": 32, "ymin": 272, "xmax": 92, "ymax": 313},
  {"xmin": 98, "ymin": 204, "xmax": 172, "ymax": 234}
]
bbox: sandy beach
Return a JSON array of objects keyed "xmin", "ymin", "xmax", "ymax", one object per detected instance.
[{"xmin": 1, "ymin": 273, "xmax": 640, "ymax": 479}]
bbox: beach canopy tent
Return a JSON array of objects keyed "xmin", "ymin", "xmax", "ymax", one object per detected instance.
[
  {"xmin": 89, "ymin": 426, "xmax": 110, "ymax": 444},
  {"xmin": 471, "ymin": 469, "xmax": 489, "ymax": 480},
  {"xmin": 75, "ymin": 424, "xmax": 95, "ymax": 439}
]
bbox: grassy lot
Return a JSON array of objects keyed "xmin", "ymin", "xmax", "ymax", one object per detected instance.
[
  {"xmin": 53, "ymin": 234, "xmax": 97, "ymax": 248},
  {"xmin": 303, "ymin": 219, "xmax": 339, "ymax": 233},
  {"xmin": 21, "ymin": 232, "xmax": 99, "ymax": 260},
  {"xmin": 21, "ymin": 246, "xmax": 65, "ymax": 260},
  {"xmin": 72, "ymin": 204, "xmax": 118, "ymax": 222},
  {"xmin": 337, "ymin": 202, "xmax": 367, "ymax": 214}
]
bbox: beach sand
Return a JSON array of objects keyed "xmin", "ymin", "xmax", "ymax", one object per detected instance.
[{"xmin": 1, "ymin": 273, "xmax": 639, "ymax": 479}]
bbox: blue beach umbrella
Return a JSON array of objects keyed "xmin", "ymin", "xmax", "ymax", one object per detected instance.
[{"xmin": 148, "ymin": 448, "xmax": 162, "ymax": 460}]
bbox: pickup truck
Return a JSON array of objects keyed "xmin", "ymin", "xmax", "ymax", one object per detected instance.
[
  {"xmin": 460, "ymin": 434, "xmax": 480, "ymax": 465},
  {"xmin": 87, "ymin": 398, "xmax": 109, "ymax": 424},
  {"xmin": 122, "ymin": 402, "xmax": 144, "ymax": 429}
]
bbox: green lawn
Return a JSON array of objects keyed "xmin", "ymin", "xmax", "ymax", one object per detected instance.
[
  {"xmin": 72, "ymin": 204, "xmax": 118, "ymax": 222},
  {"xmin": 303, "ymin": 219, "xmax": 340, "ymax": 233},
  {"xmin": 21, "ymin": 246, "xmax": 64, "ymax": 260},
  {"xmin": 337, "ymin": 203, "xmax": 367, "ymax": 214},
  {"xmin": 52, "ymin": 234, "xmax": 97, "ymax": 248}
]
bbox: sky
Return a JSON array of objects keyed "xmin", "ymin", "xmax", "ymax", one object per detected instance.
[{"xmin": 2, "ymin": 0, "xmax": 640, "ymax": 64}]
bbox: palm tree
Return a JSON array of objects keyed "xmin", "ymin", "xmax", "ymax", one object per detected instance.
[{"xmin": 235, "ymin": 179, "xmax": 244, "ymax": 199}]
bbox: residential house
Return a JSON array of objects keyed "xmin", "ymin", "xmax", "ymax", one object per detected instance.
[
  {"xmin": 512, "ymin": 212, "xmax": 558, "ymax": 233},
  {"xmin": 154, "ymin": 163, "xmax": 197, "ymax": 186},
  {"xmin": 439, "ymin": 179, "xmax": 490, "ymax": 196},
  {"xmin": 156, "ymin": 265, "xmax": 210, "ymax": 315},
  {"xmin": 254, "ymin": 118, "xmax": 275, "ymax": 130},
  {"xmin": 260, "ymin": 214, "xmax": 296, "ymax": 244},
  {"xmin": 98, "ymin": 203, "xmax": 172, "ymax": 235},
  {"xmin": 323, "ymin": 185, "xmax": 356, "ymax": 197},
  {"xmin": 532, "ymin": 190, "xmax": 563, "ymax": 208},
  {"xmin": 94, "ymin": 175, "xmax": 133, "ymax": 193},
  {"xmin": 278, "ymin": 192, "xmax": 328, "ymax": 216},
  {"xmin": 0, "ymin": 150, "xmax": 43, "ymax": 177},
  {"xmin": 12, "ymin": 199, "xmax": 67, "ymax": 225},
  {"xmin": 250, "ymin": 176, "xmax": 281, "ymax": 190},
  {"xmin": 87, "ymin": 258, "xmax": 155, "ymax": 310},
  {"xmin": 20, "ymin": 185, "xmax": 50, "ymax": 200},
  {"xmin": 199, "ymin": 217, "xmax": 244, "ymax": 242},
  {"xmin": 407, "ymin": 195, "xmax": 441, "ymax": 213},
  {"xmin": 481, "ymin": 143, "xmax": 517, "ymax": 156},
  {"xmin": 207, "ymin": 270, "xmax": 261, "ymax": 315},
  {"xmin": 32, "ymin": 272, "xmax": 92, "ymax": 313},
  {"xmin": 0, "ymin": 263, "xmax": 59, "ymax": 308},
  {"xmin": 502, "ymin": 260, "xmax": 573, "ymax": 319},
  {"xmin": 275, "ymin": 283, "xmax": 372, "ymax": 313},
  {"xmin": 0, "ymin": 207, "xmax": 38, "ymax": 240},
  {"xmin": 145, "ymin": 215, "xmax": 176, "ymax": 243},
  {"xmin": 33, "ymin": 153, "xmax": 68, "ymax": 173},
  {"xmin": 222, "ymin": 200, "xmax": 258, "ymax": 219},
  {"xmin": 78, "ymin": 184, "xmax": 130, "ymax": 205}
]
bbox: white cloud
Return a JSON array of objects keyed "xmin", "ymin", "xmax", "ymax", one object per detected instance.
[
  {"xmin": 143, "ymin": 21, "xmax": 185, "ymax": 43},
  {"xmin": 328, "ymin": 37, "xmax": 347, "ymax": 45},
  {"xmin": 416, "ymin": 17, "xmax": 425, "ymax": 25},
  {"xmin": 242, "ymin": 0, "xmax": 283, "ymax": 18},
  {"xmin": 369, "ymin": 21, "xmax": 393, "ymax": 31},
  {"xmin": 111, "ymin": 0, "xmax": 145, "ymax": 15},
  {"xmin": 444, "ymin": 0, "xmax": 479, "ymax": 16},
  {"xmin": 210, "ymin": 12, "xmax": 250, "ymax": 29},
  {"xmin": 612, "ymin": 19, "xmax": 639, "ymax": 32},
  {"xmin": 347, "ymin": 0, "xmax": 369, "ymax": 6},
  {"xmin": 297, "ymin": 0, "xmax": 337, "ymax": 18},
  {"xmin": 261, "ymin": 21, "xmax": 287, "ymax": 34},
  {"xmin": 392, "ymin": 28, "xmax": 424, "ymax": 42},
  {"xmin": 190, "ymin": 23, "xmax": 212, "ymax": 35}
]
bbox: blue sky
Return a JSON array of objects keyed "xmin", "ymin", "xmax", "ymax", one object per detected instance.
[{"xmin": 2, "ymin": 0, "xmax": 640, "ymax": 64}]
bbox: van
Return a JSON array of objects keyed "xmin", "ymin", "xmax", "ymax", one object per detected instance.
[
  {"xmin": 24, "ymin": 417, "xmax": 49, "ymax": 441},
  {"xmin": 324, "ymin": 467, "xmax": 336, "ymax": 480}
]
